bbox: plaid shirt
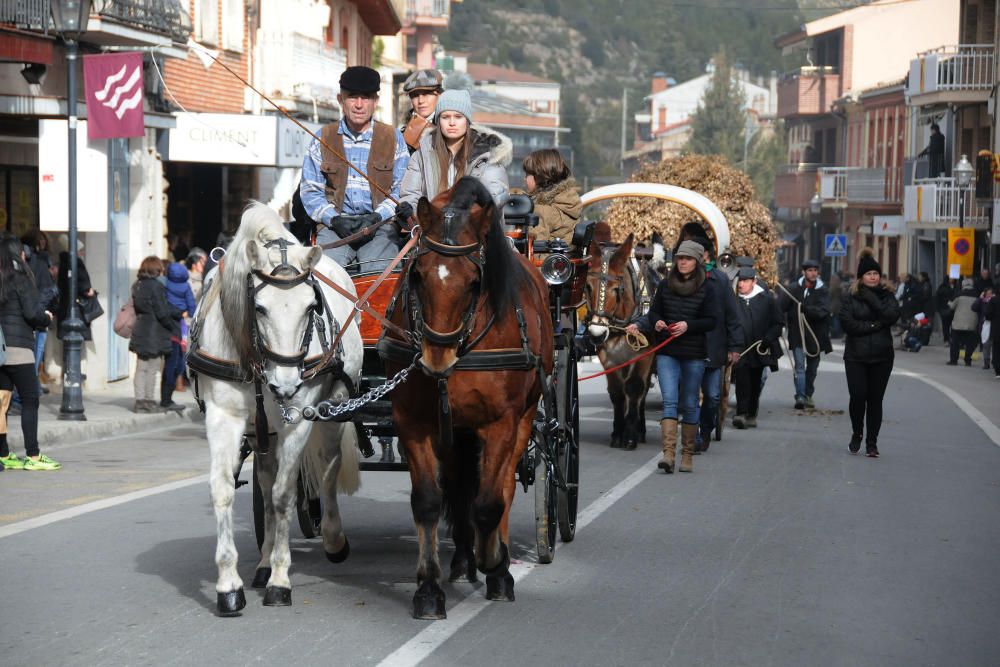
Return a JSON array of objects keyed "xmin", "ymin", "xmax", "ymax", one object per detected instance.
[{"xmin": 299, "ymin": 119, "xmax": 409, "ymax": 226}]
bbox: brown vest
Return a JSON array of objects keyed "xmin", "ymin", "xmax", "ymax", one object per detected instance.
[{"xmin": 319, "ymin": 120, "xmax": 396, "ymax": 212}]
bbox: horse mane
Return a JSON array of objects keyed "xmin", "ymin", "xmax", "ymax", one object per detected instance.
[
  {"xmin": 448, "ymin": 177, "xmax": 531, "ymax": 318},
  {"xmin": 212, "ymin": 201, "xmax": 298, "ymax": 365}
]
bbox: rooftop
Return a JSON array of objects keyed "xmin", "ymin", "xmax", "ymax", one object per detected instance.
[{"xmin": 467, "ymin": 63, "xmax": 557, "ymax": 85}]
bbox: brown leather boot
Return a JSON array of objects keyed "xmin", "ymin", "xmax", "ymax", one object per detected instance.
[
  {"xmin": 658, "ymin": 418, "xmax": 677, "ymax": 473},
  {"xmin": 679, "ymin": 423, "xmax": 698, "ymax": 472}
]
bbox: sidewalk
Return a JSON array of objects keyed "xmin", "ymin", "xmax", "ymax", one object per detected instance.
[{"xmin": 4, "ymin": 380, "xmax": 203, "ymax": 451}]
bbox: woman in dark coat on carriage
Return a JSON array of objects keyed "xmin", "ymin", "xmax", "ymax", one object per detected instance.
[
  {"xmin": 129, "ymin": 256, "xmax": 183, "ymax": 413},
  {"xmin": 731, "ymin": 267, "xmax": 782, "ymax": 429},
  {"xmin": 839, "ymin": 248, "xmax": 900, "ymax": 458},
  {"xmin": 627, "ymin": 240, "xmax": 715, "ymax": 474}
]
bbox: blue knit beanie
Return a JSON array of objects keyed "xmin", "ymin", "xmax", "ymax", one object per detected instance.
[{"xmin": 436, "ymin": 89, "xmax": 472, "ymax": 121}]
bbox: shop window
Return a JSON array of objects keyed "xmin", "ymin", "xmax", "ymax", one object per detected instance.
[{"xmin": 0, "ymin": 167, "xmax": 40, "ymax": 237}]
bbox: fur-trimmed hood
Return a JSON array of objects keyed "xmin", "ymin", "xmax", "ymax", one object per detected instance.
[
  {"xmin": 849, "ymin": 278, "xmax": 894, "ymax": 295},
  {"xmin": 532, "ymin": 177, "xmax": 582, "ymax": 209},
  {"xmin": 468, "ymin": 123, "xmax": 513, "ymax": 168}
]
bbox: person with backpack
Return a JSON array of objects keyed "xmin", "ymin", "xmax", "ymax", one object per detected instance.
[
  {"xmin": 129, "ymin": 257, "xmax": 182, "ymax": 413},
  {"xmin": 162, "ymin": 261, "xmax": 195, "ymax": 410}
]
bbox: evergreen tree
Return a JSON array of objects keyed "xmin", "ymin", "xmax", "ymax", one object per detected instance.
[
  {"xmin": 747, "ymin": 120, "xmax": 788, "ymax": 206},
  {"xmin": 686, "ymin": 51, "xmax": 747, "ymax": 164}
]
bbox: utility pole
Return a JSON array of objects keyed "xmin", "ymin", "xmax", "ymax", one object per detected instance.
[{"xmin": 620, "ymin": 87, "xmax": 628, "ymax": 176}]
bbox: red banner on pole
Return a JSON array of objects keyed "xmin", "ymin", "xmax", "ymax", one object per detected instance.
[{"xmin": 83, "ymin": 52, "xmax": 145, "ymax": 140}]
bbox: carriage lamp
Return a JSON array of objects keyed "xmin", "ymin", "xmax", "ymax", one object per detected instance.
[{"xmin": 541, "ymin": 253, "xmax": 573, "ymax": 285}]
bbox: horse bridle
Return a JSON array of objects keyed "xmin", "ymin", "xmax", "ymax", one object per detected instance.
[
  {"xmin": 583, "ymin": 246, "xmax": 633, "ymax": 331},
  {"xmin": 247, "ymin": 238, "xmax": 340, "ymax": 380},
  {"xmin": 403, "ymin": 207, "xmax": 491, "ymax": 356}
]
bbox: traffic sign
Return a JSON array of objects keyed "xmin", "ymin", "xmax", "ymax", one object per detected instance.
[{"xmin": 824, "ymin": 234, "xmax": 847, "ymax": 257}]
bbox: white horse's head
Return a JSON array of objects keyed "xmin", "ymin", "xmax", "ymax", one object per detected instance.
[{"xmin": 246, "ymin": 235, "xmax": 324, "ymax": 399}]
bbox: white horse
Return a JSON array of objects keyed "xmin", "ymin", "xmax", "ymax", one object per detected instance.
[{"xmin": 191, "ymin": 202, "xmax": 363, "ymax": 616}]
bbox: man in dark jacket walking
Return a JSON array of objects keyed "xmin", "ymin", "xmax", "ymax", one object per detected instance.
[
  {"xmin": 781, "ymin": 259, "xmax": 832, "ymax": 409},
  {"xmin": 691, "ymin": 238, "xmax": 743, "ymax": 450}
]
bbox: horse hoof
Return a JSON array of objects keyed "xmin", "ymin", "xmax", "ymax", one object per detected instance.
[
  {"xmin": 623, "ymin": 440, "xmax": 637, "ymax": 451},
  {"xmin": 485, "ymin": 573, "xmax": 515, "ymax": 601},
  {"xmin": 263, "ymin": 586, "xmax": 292, "ymax": 606},
  {"xmin": 449, "ymin": 557, "xmax": 478, "ymax": 583},
  {"xmin": 217, "ymin": 588, "xmax": 246, "ymax": 616},
  {"xmin": 325, "ymin": 538, "xmax": 350, "ymax": 564},
  {"xmin": 412, "ymin": 581, "xmax": 446, "ymax": 620},
  {"xmin": 251, "ymin": 568, "xmax": 271, "ymax": 589}
]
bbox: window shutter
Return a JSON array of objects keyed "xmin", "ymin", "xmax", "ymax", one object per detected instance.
[
  {"xmin": 197, "ymin": 0, "xmax": 219, "ymax": 46},
  {"xmin": 223, "ymin": 0, "xmax": 244, "ymax": 52}
]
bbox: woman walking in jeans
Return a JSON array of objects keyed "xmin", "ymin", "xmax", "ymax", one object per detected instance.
[
  {"xmin": 839, "ymin": 249, "xmax": 900, "ymax": 458},
  {"xmin": 627, "ymin": 240, "xmax": 715, "ymax": 473},
  {"xmin": 0, "ymin": 234, "xmax": 59, "ymax": 471}
]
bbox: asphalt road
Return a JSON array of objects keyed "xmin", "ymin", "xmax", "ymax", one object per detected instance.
[{"xmin": 1, "ymin": 352, "xmax": 998, "ymax": 667}]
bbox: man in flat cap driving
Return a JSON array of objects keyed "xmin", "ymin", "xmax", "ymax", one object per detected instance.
[{"xmin": 299, "ymin": 66, "xmax": 410, "ymax": 272}]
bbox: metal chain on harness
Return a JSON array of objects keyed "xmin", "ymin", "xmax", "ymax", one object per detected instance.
[{"xmin": 278, "ymin": 358, "xmax": 419, "ymax": 424}]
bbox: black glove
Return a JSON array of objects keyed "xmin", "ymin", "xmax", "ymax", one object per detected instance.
[
  {"xmin": 395, "ymin": 201, "xmax": 414, "ymax": 224},
  {"xmin": 328, "ymin": 213, "xmax": 381, "ymax": 238}
]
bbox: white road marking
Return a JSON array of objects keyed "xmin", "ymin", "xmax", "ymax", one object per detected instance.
[
  {"xmin": 0, "ymin": 474, "xmax": 209, "ymax": 540},
  {"xmin": 437, "ymin": 265, "xmax": 449, "ymax": 282},
  {"xmin": 894, "ymin": 368, "xmax": 1000, "ymax": 447},
  {"xmin": 376, "ymin": 453, "xmax": 661, "ymax": 667}
]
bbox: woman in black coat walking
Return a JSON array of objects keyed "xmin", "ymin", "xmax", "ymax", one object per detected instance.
[
  {"xmin": 839, "ymin": 249, "xmax": 901, "ymax": 457},
  {"xmin": 0, "ymin": 234, "xmax": 58, "ymax": 471},
  {"xmin": 731, "ymin": 268, "xmax": 782, "ymax": 429},
  {"xmin": 129, "ymin": 256, "xmax": 182, "ymax": 413}
]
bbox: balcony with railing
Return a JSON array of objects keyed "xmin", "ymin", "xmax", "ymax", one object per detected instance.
[
  {"xmin": 0, "ymin": 0, "xmax": 49, "ymax": 31},
  {"xmin": 257, "ymin": 31, "xmax": 347, "ymax": 109},
  {"xmin": 818, "ymin": 166, "xmax": 902, "ymax": 206},
  {"xmin": 903, "ymin": 177, "xmax": 990, "ymax": 229},
  {"xmin": 406, "ymin": 0, "xmax": 450, "ymax": 27},
  {"xmin": 906, "ymin": 44, "xmax": 995, "ymax": 104},
  {"xmin": 776, "ymin": 66, "xmax": 842, "ymax": 118},
  {"xmin": 77, "ymin": 0, "xmax": 191, "ymax": 47}
]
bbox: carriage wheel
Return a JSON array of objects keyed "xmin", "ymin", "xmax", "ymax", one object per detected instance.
[
  {"xmin": 556, "ymin": 342, "xmax": 580, "ymax": 542},
  {"xmin": 296, "ymin": 475, "xmax": 322, "ymax": 539},
  {"xmin": 534, "ymin": 443, "xmax": 558, "ymax": 564},
  {"xmin": 252, "ymin": 462, "xmax": 265, "ymax": 552}
]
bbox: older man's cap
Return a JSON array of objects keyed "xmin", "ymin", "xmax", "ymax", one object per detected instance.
[
  {"xmin": 404, "ymin": 69, "xmax": 443, "ymax": 94},
  {"xmin": 340, "ymin": 66, "xmax": 381, "ymax": 94},
  {"xmin": 735, "ymin": 256, "xmax": 755, "ymax": 267},
  {"xmin": 737, "ymin": 267, "xmax": 757, "ymax": 280},
  {"xmin": 801, "ymin": 258, "xmax": 820, "ymax": 269}
]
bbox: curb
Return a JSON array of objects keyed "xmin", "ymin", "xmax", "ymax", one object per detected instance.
[{"xmin": 6, "ymin": 408, "xmax": 203, "ymax": 450}]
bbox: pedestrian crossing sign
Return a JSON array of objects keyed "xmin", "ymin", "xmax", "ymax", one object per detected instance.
[{"xmin": 824, "ymin": 234, "xmax": 847, "ymax": 257}]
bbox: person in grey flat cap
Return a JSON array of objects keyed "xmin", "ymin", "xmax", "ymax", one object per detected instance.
[
  {"xmin": 401, "ymin": 69, "xmax": 443, "ymax": 153},
  {"xmin": 731, "ymin": 267, "xmax": 782, "ymax": 429},
  {"xmin": 625, "ymin": 239, "xmax": 716, "ymax": 474},
  {"xmin": 779, "ymin": 258, "xmax": 832, "ymax": 410},
  {"xmin": 299, "ymin": 66, "xmax": 410, "ymax": 273}
]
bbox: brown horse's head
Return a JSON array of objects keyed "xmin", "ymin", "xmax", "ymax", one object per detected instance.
[
  {"xmin": 411, "ymin": 177, "xmax": 528, "ymax": 376},
  {"xmin": 584, "ymin": 233, "xmax": 636, "ymax": 342}
]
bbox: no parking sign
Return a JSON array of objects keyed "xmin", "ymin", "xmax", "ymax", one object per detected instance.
[{"xmin": 947, "ymin": 227, "xmax": 975, "ymax": 276}]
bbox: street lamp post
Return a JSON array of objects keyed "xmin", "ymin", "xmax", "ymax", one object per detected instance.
[
  {"xmin": 51, "ymin": 0, "xmax": 92, "ymax": 421},
  {"xmin": 954, "ymin": 153, "xmax": 974, "ymax": 229},
  {"xmin": 810, "ymin": 191, "xmax": 823, "ymax": 267}
]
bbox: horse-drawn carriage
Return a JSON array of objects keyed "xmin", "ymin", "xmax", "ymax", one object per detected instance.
[{"xmin": 189, "ymin": 176, "xmax": 732, "ymax": 618}]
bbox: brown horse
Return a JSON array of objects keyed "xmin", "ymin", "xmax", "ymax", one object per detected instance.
[
  {"xmin": 380, "ymin": 177, "xmax": 553, "ymax": 619},
  {"xmin": 583, "ymin": 234, "xmax": 659, "ymax": 450}
]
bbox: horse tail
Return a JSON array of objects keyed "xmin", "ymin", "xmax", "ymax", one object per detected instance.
[
  {"xmin": 336, "ymin": 422, "xmax": 361, "ymax": 496},
  {"xmin": 440, "ymin": 428, "xmax": 481, "ymax": 528}
]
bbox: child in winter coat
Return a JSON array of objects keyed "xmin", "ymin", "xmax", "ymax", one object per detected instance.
[{"xmin": 162, "ymin": 261, "xmax": 196, "ymax": 410}]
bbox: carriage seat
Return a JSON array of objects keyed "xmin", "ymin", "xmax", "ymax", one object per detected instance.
[
  {"xmin": 502, "ymin": 194, "xmax": 539, "ymax": 227},
  {"xmin": 571, "ymin": 221, "xmax": 596, "ymax": 258}
]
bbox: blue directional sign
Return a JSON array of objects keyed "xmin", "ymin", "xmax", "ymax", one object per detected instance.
[{"xmin": 824, "ymin": 234, "xmax": 847, "ymax": 257}]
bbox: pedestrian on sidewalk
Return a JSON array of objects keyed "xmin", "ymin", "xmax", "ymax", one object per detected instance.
[
  {"xmin": 731, "ymin": 267, "xmax": 782, "ymax": 429},
  {"xmin": 129, "ymin": 257, "xmax": 183, "ymax": 414},
  {"xmin": 627, "ymin": 240, "xmax": 716, "ymax": 474},
  {"xmin": 973, "ymin": 287, "xmax": 995, "ymax": 370},
  {"xmin": 55, "ymin": 234, "xmax": 95, "ymax": 343},
  {"xmin": 184, "ymin": 248, "xmax": 208, "ymax": 301},
  {"xmin": 162, "ymin": 261, "xmax": 195, "ymax": 410},
  {"xmin": 947, "ymin": 278, "xmax": 979, "ymax": 366},
  {"xmin": 21, "ymin": 230, "xmax": 57, "ymax": 391},
  {"xmin": 0, "ymin": 234, "xmax": 59, "ymax": 471},
  {"xmin": 780, "ymin": 259, "xmax": 832, "ymax": 410},
  {"xmin": 839, "ymin": 249, "xmax": 900, "ymax": 458}
]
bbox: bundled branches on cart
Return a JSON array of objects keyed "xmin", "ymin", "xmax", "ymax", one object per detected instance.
[{"xmin": 604, "ymin": 154, "xmax": 781, "ymax": 285}]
